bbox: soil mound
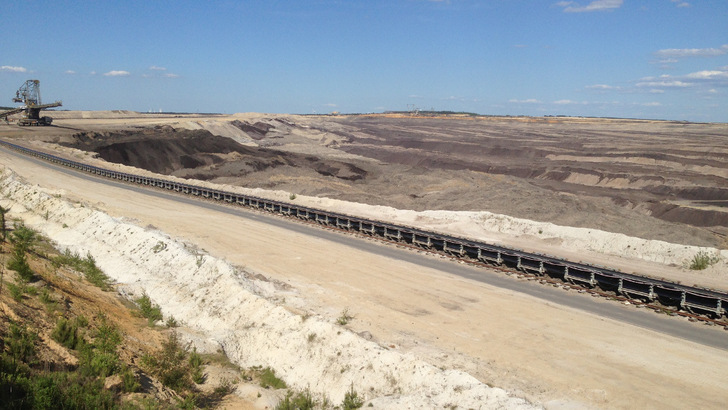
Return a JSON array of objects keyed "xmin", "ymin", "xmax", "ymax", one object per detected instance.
[{"xmin": 62, "ymin": 127, "xmax": 368, "ymax": 181}]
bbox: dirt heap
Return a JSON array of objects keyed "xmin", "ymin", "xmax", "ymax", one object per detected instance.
[{"xmin": 63, "ymin": 127, "xmax": 367, "ymax": 182}]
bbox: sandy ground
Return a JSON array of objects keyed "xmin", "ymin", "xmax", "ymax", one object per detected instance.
[{"xmin": 2, "ymin": 139, "xmax": 728, "ymax": 408}]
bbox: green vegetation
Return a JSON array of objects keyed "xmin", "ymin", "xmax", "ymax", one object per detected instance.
[
  {"xmin": 342, "ymin": 384, "xmax": 365, "ymax": 409},
  {"xmin": 1, "ymin": 317, "xmax": 125, "ymax": 408},
  {"xmin": 53, "ymin": 249, "xmax": 111, "ymax": 290},
  {"xmin": 689, "ymin": 250, "xmax": 720, "ymax": 270},
  {"xmin": 7, "ymin": 225, "xmax": 37, "ymax": 283},
  {"xmin": 141, "ymin": 331, "xmax": 206, "ymax": 396},
  {"xmin": 258, "ymin": 366, "xmax": 287, "ymax": 389},
  {"xmin": 135, "ymin": 293, "xmax": 163, "ymax": 324},
  {"xmin": 336, "ymin": 307, "xmax": 354, "ymax": 325},
  {"xmin": 276, "ymin": 388, "xmax": 316, "ymax": 410},
  {"xmin": 0, "ymin": 205, "xmax": 10, "ymax": 240},
  {"xmin": 51, "ymin": 317, "xmax": 82, "ymax": 350}
]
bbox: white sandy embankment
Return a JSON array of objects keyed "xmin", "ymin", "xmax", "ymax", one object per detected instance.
[{"xmin": 0, "ymin": 168, "xmax": 537, "ymax": 408}]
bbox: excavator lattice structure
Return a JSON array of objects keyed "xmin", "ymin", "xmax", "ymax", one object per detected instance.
[{"xmin": 1, "ymin": 80, "xmax": 62, "ymax": 126}]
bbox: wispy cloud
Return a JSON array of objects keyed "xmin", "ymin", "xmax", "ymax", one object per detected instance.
[
  {"xmin": 149, "ymin": 65, "xmax": 167, "ymax": 71},
  {"xmin": 586, "ymin": 84, "xmax": 620, "ymax": 90},
  {"xmin": 555, "ymin": 0, "xmax": 623, "ymax": 13},
  {"xmin": 509, "ymin": 98, "xmax": 541, "ymax": 104},
  {"xmin": 64, "ymin": 70, "xmax": 76, "ymax": 75},
  {"xmin": 670, "ymin": 0, "xmax": 690, "ymax": 8},
  {"xmin": 1, "ymin": 66, "xmax": 27, "ymax": 73},
  {"xmin": 104, "ymin": 70, "xmax": 131, "ymax": 77},
  {"xmin": 637, "ymin": 68, "xmax": 728, "ymax": 90},
  {"xmin": 655, "ymin": 44, "xmax": 728, "ymax": 59},
  {"xmin": 163, "ymin": 73, "xmax": 179, "ymax": 78},
  {"xmin": 553, "ymin": 99, "xmax": 587, "ymax": 105}
]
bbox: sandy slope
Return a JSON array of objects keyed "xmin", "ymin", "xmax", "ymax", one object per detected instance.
[
  {"xmin": 0, "ymin": 167, "xmax": 534, "ymax": 409},
  {"xmin": 2, "ymin": 147, "xmax": 728, "ymax": 409}
]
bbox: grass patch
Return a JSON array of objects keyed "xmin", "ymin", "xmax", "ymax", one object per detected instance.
[{"xmin": 255, "ymin": 366, "xmax": 287, "ymax": 389}]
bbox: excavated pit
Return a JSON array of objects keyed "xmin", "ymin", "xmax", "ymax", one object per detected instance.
[{"xmin": 57, "ymin": 116, "xmax": 728, "ymax": 248}]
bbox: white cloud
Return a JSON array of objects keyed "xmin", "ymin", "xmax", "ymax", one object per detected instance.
[
  {"xmin": 655, "ymin": 44, "xmax": 728, "ymax": 59},
  {"xmin": 670, "ymin": 0, "xmax": 690, "ymax": 8},
  {"xmin": 586, "ymin": 84, "xmax": 620, "ymax": 90},
  {"xmin": 90, "ymin": 71, "xmax": 97, "ymax": 75},
  {"xmin": 163, "ymin": 73, "xmax": 179, "ymax": 78},
  {"xmin": 685, "ymin": 70, "xmax": 728, "ymax": 80},
  {"xmin": 323, "ymin": 103, "xmax": 337, "ymax": 107},
  {"xmin": 637, "ymin": 80, "xmax": 693, "ymax": 88},
  {"xmin": 149, "ymin": 65, "xmax": 167, "ymax": 71},
  {"xmin": 641, "ymin": 102, "xmax": 662, "ymax": 107},
  {"xmin": 64, "ymin": 70, "xmax": 76, "ymax": 74},
  {"xmin": 104, "ymin": 70, "xmax": 131, "ymax": 77},
  {"xmin": 1, "ymin": 66, "xmax": 27, "ymax": 73},
  {"xmin": 509, "ymin": 98, "xmax": 541, "ymax": 104},
  {"xmin": 557, "ymin": 0, "xmax": 623, "ymax": 13},
  {"xmin": 636, "ymin": 67, "xmax": 728, "ymax": 91}
]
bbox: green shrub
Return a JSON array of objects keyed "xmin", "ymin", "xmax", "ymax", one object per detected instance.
[
  {"xmin": 342, "ymin": 384, "xmax": 364, "ymax": 409},
  {"xmin": 51, "ymin": 318, "xmax": 81, "ymax": 350},
  {"xmin": 120, "ymin": 365, "xmax": 141, "ymax": 393},
  {"xmin": 7, "ymin": 322, "xmax": 38, "ymax": 364},
  {"xmin": 336, "ymin": 307, "xmax": 354, "ymax": 325},
  {"xmin": 135, "ymin": 293, "xmax": 163, "ymax": 324},
  {"xmin": 276, "ymin": 389, "xmax": 315, "ymax": 410},
  {"xmin": 141, "ymin": 332, "xmax": 193, "ymax": 392},
  {"xmin": 53, "ymin": 250, "xmax": 111, "ymax": 289},
  {"xmin": 9, "ymin": 224, "xmax": 37, "ymax": 253},
  {"xmin": 689, "ymin": 250, "xmax": 719, "ymax": 270},
  {"xmin": 8, "ymin": 247, "xmax": 33, "ymax": 282},
  {"xmin": 7, "ymin": 282, "xmax": 25, "ymax": 301}
]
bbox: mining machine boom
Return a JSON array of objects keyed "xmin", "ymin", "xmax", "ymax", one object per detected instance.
[{"xmin": 1, "ymin": 79, "xmax": 62, "ymax": 126}]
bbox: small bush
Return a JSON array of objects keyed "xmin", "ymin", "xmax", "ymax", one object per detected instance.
[
  {"xmin": 689, "ymin": 250, "xmax": 719, "ymax": 270},
  {"xmin": 7, "ymin": 322, "xmax": 38, "ymax": 364},
  {"xmin": 52, "ymin": 317, "xmax": 81, "ymax": 350},
  {"xmin": 141, "ymin": 332, "xmax": 193, "ymax": 392},
  {"xmin": 342, "ymin": 384, "xmax": 364, "ymax": 409},
  {"xmin": 289, "ymin": 193, "xmax": 297, "ymax": 201},
  {"xmin": 8, "ymin": 247, "xmax": 34, "ymax": 282},
  {"xmin": 135, "ymin": 293, "xmax": 163, "ymax": 324},
  {"xmin": 8, "ymin": 282, "xmax": 25, "ymax": 301},
  {"xmin": 54, "ymin": 250, "xmax": 111, "ymax": 289},
  {"xmin": 166, "ymin": 316, "xmax": 179, "ymax": 328},
  {"xmin": 336, "ymin": 307, "xmax": 354, "ymax": 325},
  {"xmin": 120, "ymin": 365, "xmax": 141, "ymax": 393},
  {"xmin": 277, "ymin": 389, "xmax": 315, "ymax": 410},
  {"xmin": 10, "ymin": 224, "xmax": 37, "ymax": 253}
]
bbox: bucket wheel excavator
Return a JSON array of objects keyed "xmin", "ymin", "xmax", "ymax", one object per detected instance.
[{"xmin": 1, "ymin": 80, "xmax": 62, "ymax": 126}]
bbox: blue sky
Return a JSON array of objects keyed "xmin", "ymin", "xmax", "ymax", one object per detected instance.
[{"xmin": 2, "ymin": 0, "xmax": 727, "ymax": 121}]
